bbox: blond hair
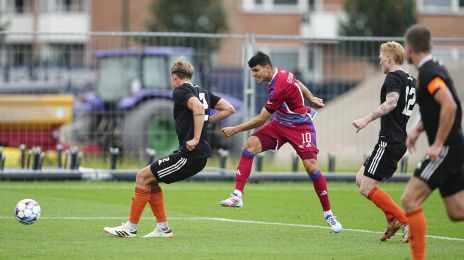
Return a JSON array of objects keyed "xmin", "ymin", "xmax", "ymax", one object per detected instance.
[
  {"xmin": 380, "ymin": 41, "xmax": 405, "ymax": 65},
  {"xmin": 170, "ymin": 57, "xmax": 194, "ymax": 79}
]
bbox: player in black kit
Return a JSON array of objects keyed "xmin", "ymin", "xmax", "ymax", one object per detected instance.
[
  {"xmin": 352, "ymin": 41, "xmax": 416, "ymax": 243},
  {"xmin": 402, "ymin": 24, "xmax": 464, "ymax": 260},
  {"xmin": 104, "ymin": 57, "xmax": 235, "ymax": 238}
]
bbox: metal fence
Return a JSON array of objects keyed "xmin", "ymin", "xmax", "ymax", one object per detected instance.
[{"xmin": 0, "ymin": 32, "xmax": 463, "ymax": 171}]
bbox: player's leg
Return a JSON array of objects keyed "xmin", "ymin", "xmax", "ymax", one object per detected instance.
[
  {"xmin": 220, "ymin": 135, "xmax": 262, "ymax": 208},
  {"xmin": 301, "ymin": 158, "xmax": 342, "ymax": 233},
  {"xmin": 440, "ymin": 158, "xmax": 464, "ymax": 221},
  {"xmin": 143, "ymin": 156, "xmax": 207, "ymax": 238},
  {"xmin": 104, "ymin": 165, "xmax": 157, "ymax": 237},
  {"xmin": 362, "ymin": 142, "xmax": 408, "ymax": 241},
  {"xmin": 401, "ymin": 176, "xmax": 432, "ymax": 260},
  {"xmin": 220, "ymin": 122, "xmax": 281, "ymax": 208}
]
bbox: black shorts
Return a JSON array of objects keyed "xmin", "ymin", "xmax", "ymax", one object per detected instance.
[
  {"xmin": 363, "ymin": 141, "xmax": 406, "ymax": 181},
  {"xmin": 414, "ymin": 145, "xmax": 464, "ymax": 197},
  {"xmin": 150, "ymin": 152, "xmax": 207, "ymax": 184}
]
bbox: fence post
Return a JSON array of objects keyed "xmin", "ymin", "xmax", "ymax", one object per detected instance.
[
  {"xmin": 20, "ymin": 144, "xmax": 26, "ymax": 169},
  {"xmin": 109, "ymin": 147, "xmax": 120, "ymax": 170},
  {"xmin": 146, "ymin": 148, "xmax": 157, "ymax": 165},
  {"xmin": 255, "ymin": 153, "xmax": 264, "ymax": 172},
  {"xmin": 0, "ymin": 146, "xmax": 4, "ymax": 171},
  {"xmin": 291, "ymin": 151, "xmax": 299, "ymax": 172},
  {"xmin": 69, "ymin": 147, "xmax": 79, "ymax": 170},
  {"xmin": 218, "ymin": 148, "xmax": 229, "ymax": 175},
  {"xmin": 56, "ymin": 144, "xmax": 63, "ymax": 168},
  {"xmin": 328, "ymin": 152, "xmax": 336, "ymax": 173}
]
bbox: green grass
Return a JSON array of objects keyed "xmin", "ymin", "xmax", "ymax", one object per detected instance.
[{"xmin": 0, "ymin": 181, "xmax": 462, "ymax": 260}]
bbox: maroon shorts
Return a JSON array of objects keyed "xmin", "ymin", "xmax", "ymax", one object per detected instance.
[{"xmin": 252, "ymin": 120, "xmax": 318, "ymax": 160}]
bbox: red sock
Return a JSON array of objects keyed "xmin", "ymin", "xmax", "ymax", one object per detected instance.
[
  {"xmin": 367, "ymin": 187, "xmax": 407, "ymax": 224},
  {"xmin": 128, "ymin": 187, "xmax": 150, "ymax": 224},
  {"xmin": 148, "ymin": 185, "xmax": 167, "ymax": 223},
  {"xmin": 407, "ymin": 208, "xmax": 426, "ymax": 260},
  {"xmin": 234, "ymin": 150, "xmax": 255, "ymax": 193},
  {"xmin": 310, "ymin": 170, "xmax": 331, "ymax": 211}
]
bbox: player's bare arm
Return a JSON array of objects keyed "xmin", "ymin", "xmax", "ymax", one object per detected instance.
[
  {"xmin": 428, "ymin": 87, "xmax": 457, "ymax": 161},
  {"xmin": 208, "ymin": 98, "xmax": 235, "ymax": 125},
  {"xmin": 186, "ymin": 96, "xmax": 205, "ymax": 151},
  {"xmin": 221, "ymin": 107, "xmax": 272, "ymax": 137},
  {"xmin": 352, "ymin": 91, "xmax": 399, "ymax": 133},
  {"xmin": 406, "ymin": 120, "xmax": 424, "ymax": 152},
  {"xmin": 297, "ymin": 80, "xmax": 325, "ymax": 108}
]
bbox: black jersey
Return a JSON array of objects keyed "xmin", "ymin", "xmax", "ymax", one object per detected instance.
[
  {"xmin": 379, "ymin": 70, "xmax": 417, "ymax": 144},
  {"xmin": 417, "ymin": 59, "xmax": 464, "ymax": 146},
  {"xmin": 172, "ymin": 83, "xmax": 221, "ymax": 159}
]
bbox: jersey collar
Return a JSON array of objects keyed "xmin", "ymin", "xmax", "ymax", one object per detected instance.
[
  {"xmin": 268, "ymin": 67, "xmax": 278, "ymax": 85},
  {"xmin": 418, "ymin": 54, "xmax": 433, "ymax": 68}
]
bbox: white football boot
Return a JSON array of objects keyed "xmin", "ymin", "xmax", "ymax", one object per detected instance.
[
  {"xmin": 219, "ymin": 192, "xmax": 243, "ymax": 208},
  {"xmin": 325, "ymin": 215, "xmax": 342, "ymax": 233},
  {"xmin": 104, "ymin": 223, "xmax": 137, "ymax": 238}
]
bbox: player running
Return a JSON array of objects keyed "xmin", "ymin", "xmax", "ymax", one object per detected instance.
[
  {"xmin": 352, "ymin": 41, "xmax": 416, "ymax": 243},
  {"xmin": 219, "ymin": 51, "xmax": 342, "ymax": 233},
  {"xmin": 104, "ymin": 57, "xmax": 235, "ymax": 238}
]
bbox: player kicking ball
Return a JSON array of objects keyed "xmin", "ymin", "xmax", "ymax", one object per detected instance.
[
  {"xmin": 219, "ymin": 51, "xmax": 342, "ymax": 233},
  {"xmin": 104, "ymin": 57, "xmax": 235, "ymax": 238}
]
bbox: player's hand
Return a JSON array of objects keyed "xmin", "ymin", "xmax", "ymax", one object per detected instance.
[
  {"xmin": 352, "ymin": 118, "xmax": 368, "ymax": 133},
  {"xmin": 406, "ymin": 129, "xmax": 420, "ymax": 153},
  {"xmin": 221, "ymin": 126, "xmax": 238, "ymax": 137},
  {"xmin": 427, "ymin": 143, "xmax": 443, "ymax": 162},
  {"xmin": 310, "ymin": 97, "xmax": 325, "ymax": 109},
  {"xmin": 186, "ymin": 138, "xmax": 199, "ymax": 151}
]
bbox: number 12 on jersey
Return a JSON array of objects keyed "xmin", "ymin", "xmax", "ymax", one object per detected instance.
[{"xmin": 402, "ymin": 86, "xmax": 416, "ymax": 116}]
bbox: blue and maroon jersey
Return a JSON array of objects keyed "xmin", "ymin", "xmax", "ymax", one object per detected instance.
[{"xmin": 264, "ymin": 67, "xmax": 316, "ymax": 128}]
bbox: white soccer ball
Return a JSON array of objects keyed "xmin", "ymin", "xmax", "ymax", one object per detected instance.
[{"xmin": 14, "ymin": 199, "xmax": 41, "ymax": 225}]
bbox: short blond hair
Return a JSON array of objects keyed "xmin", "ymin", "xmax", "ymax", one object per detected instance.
[
  {"xmin": 380, "ymin": 41, "xmax": 405, "ymax": 65},
  {"xmin": 170, "ymin": 57, "xmax": 194, "ymax": 79}
]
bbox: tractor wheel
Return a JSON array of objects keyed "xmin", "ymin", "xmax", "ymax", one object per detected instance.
[{"xmin": 122, "ymin": 100, "xmax": 177, "ymax": 158}]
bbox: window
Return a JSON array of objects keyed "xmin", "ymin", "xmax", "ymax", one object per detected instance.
[
  {"xmin": 6, "ymin": 44, "xmax": 33, "ymax": 66},
  {"xmin": 48, "ymin": 44, "xmax": 85, "ymax": 67},
  {"xmin": 242, "ymin": 0, "xmax": 306, "ymax": 13},
  {"xmin": 420, "ymin": 0, "xmax": 464, "ymax": 12},
  {"xmin": 13, "ymin": 0, "xmax": 32, "ymax": 13}
]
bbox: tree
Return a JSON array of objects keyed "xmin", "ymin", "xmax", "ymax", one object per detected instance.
[
  {"xmin": 338, "ymin": 0, "xmax": 416, "ymax": 59},
  {"xmin": 146, "ymin": 0, "xmax": 228, "ymax": 51},
  {"xmin": 339, "ymin": 0, "xmax": 416, "ymax": 37},
  {"xmin": 145, "ymin": 0, "xmax": 229, "ymax": 88}
]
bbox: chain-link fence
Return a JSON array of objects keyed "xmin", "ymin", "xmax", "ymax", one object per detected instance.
[{"xmin": 0, "ymin": 32, "xmax": 463, "ymax": 171}]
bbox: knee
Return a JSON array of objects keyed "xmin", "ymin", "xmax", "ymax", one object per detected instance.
[
  {"xmin": 401, "ymin": 195, "xmax": 416, "ymax": 212},
  {"xmin": 447, "ymin": 211, "xmax": 464, "ymax": 222},
  {"xmin": 135, "ymin": 168, "xmax": 154, "ymax": 187},
  {"xmin": 359, "ymin": 186, "xmax": 370, "ymax": 198},
  {"xmin": 242, "ymin": 138, "xmax": 260, "ymax": 154},
  {"xmin": 305, "ymin": 162, "xmax": 318, "ymax": 175}
]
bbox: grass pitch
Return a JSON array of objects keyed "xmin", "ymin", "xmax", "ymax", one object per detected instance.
[{"xmin": 1, "ymin": 181, "xmax": 462, "ymax": 260}]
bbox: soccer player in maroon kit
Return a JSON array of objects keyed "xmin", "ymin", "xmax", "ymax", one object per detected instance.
[{"xmin": 220, "ymin": 51, "xmax": 342, "ymax": 232}]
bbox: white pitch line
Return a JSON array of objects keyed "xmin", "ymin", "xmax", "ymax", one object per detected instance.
[{"xmin": 1, "ymin": 216, "xmax": 462, "ymax": 241}]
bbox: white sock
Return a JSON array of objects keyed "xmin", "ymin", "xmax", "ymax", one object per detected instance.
[
  {"xmin": 233, "ymin": 189, "xmax": 243, "ymax": 197},
  {"xmin": 124, "ymin": 221, "xmax": 137, "ymax": 231},
  {"xmin": 157, "ymin": 221, "xmax": 169, "ymax": 230},
  {"xmin": 324, "ymin": 210, "xmax": 333, "ymax": 219}
]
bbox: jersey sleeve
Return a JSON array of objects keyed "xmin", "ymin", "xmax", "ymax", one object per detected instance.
[
  {"xmin": 209, "ymin": 92, "xmax": 221, "ymax": 108},
  {"xmin": 173, "ymin": 86, "xmax": 196, "ymax": 107},
  {"xmin": 384, "ymin": 73, "xmax": 402, "ymax": 94},
  {"xmin": 426, "ymin": 76, "xmax": 448, "ymax": 95}
]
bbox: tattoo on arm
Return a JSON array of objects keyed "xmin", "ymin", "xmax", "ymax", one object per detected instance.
[{"xmin": 368, "ymin": 92, "xmax": 399, "ymax": 121}]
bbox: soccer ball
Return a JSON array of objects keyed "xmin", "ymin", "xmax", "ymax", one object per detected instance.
[{"xmin": 14, "ymin": 199, "xmax": 41, "ymax": 225}]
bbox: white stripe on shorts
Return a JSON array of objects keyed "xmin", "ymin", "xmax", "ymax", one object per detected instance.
[
  {"xmin": 158, "ymin": 158, "xmax": 188, "ymax": 178},
  {"xmin": 368, "ymin": 141, "xmax": 387, "ymax": 174},
  {"xmin": 420, "ymin": 146, "xmax": 449, "ymax": 181}
]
